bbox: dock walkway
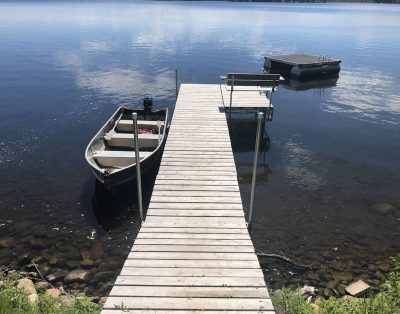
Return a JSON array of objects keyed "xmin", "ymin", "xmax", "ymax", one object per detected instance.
[{"xmin": 102, "ymin": 84, "xmax": 275, "ymax": 313}]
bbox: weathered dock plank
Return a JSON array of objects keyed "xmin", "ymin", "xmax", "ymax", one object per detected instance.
[{"xmin": 102, "ymin": 84, "xmax": 274, "ymax": 313}]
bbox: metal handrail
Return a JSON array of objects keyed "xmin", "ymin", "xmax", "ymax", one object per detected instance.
[{"xmin": 132, "ymin": 113, "xmax": 144, "ymax": 223}]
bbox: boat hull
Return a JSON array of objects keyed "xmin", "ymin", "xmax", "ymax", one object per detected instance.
[
  {"xmin": 85, "ymin": 105, "xmax": 168, "ymax": 189},
  {"xmin": 91, "ymin": 139, "xmax": 165, "ymax": 188}
]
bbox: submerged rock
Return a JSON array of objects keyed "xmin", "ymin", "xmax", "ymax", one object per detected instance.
[
  {"xmin": 47, "ymin": 269, "xmax": 68, "ymax": 282},
  {"xmin": 31, "ymin": 256, "xmax": 43, "ymax": 264},
  {"xmin": 64, "ymin": 269, "xmax": 90, "ymax": 283},
  {"xmin": 326, "ymin": 280, "xmax": 338, "ymax": 289},
  {"xmin": 333, "ymin": 272, "xmax": 353, "ymax": 282},
  {"xmin": 65, "ymin": 260, "xmax": 79, "ymax": 269},
  {"xmin": 0, "ymin": 237, "xmax": 14, "ymax": 248},
  {"xmin": 92, "ymin": 271, "xmax": 114, "ymax": 282},
  {"xmin": 81, "ymin": 250, "xmax": 91, "ymax": 260},
  {"xmin": 80, "ymin": 258, "xmax": 94, "ymax": 268},
  {"xmin": 90, "ymin": 242, "xmax": 104, "ymax": 260},
  {"xmin": 373, "ymin": 202, "xmax": 396, "ymax": 215},
  {"xmin": 27, "ymin": 237, "xmax": 45, "ymax": 249}
]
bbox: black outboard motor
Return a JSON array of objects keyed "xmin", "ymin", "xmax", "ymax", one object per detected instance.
[{"xmin": 143, "ymin": 96, "xmax": 153, "ymax": 111}]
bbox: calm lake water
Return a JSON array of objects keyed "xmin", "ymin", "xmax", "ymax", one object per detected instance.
[{"xmin": 0, "ymin": 1, "xmax": 399, "ymax": 298}]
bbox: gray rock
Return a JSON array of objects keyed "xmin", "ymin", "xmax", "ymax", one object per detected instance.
[
  {"xmin": 333, "ymin": 271, "xmax": 353, "ymax": 282},
  {"xmin": 80, "ymin": 258, "xmax": 94, "ymax": 268},
  {"xmin": 93, "ymin": 271, "xmax": 114, "ymax": 282},
  {"xmin": 47, "ymin": 269, "xmax": 68, "ymax": 282},
  {"xmin": 326, "ymin": 280, "xmax": 338, "ymax": 289},
  {"xmin": 64, "ymin": 269, "xmax": 90, "ymax": 283},
  {"xmin": 35, "ymin": 281, "xmax": 51, "ymax": 291},
  {"xmin": 17, "ymin": 278, "xmax": 36, "ymax": 295}
]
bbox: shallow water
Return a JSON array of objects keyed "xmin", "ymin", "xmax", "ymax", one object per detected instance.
[{"xmin": 0, "ymin": 1, "xmax": 399, "ymax": 297}]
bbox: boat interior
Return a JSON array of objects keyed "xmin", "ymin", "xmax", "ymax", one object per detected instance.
[{"xmin": 87, "ymin": 108, "xmax": 166, "ymax": 170}]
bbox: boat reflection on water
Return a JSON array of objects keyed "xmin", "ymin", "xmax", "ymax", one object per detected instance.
[
  {"xmin": 282, "ymin": 76, "xmax": 339, "ymax": 92},
  {"xmin": 91, "ymin": 160, "xmax": 160, "ymax": 231}
]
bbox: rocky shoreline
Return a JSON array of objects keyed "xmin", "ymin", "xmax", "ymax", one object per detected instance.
[
  {"xmin": 262, "ymin": 255, "xmax": 392, "ymax": 299},
  {"xmin": 0, "ymin": 230, "xmax": 132, "ymax": 300}
]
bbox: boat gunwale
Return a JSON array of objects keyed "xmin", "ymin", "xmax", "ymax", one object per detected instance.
[{"xmin": 85, "ymin": 106, "xmax": 168, "ymax": 176}]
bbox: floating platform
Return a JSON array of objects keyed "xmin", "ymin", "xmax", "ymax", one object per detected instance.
[{"xmin": 264, "ymin": 54, "xmax": 341, "ymax": 79}]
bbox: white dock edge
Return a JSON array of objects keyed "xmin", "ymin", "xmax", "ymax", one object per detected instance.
[{"xmin": 102, "ymin": 84, "xmax": 275, "ymax": 313}]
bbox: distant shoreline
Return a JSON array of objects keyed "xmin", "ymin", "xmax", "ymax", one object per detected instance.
[{"xmin": 168, "ymin": 0, "xmax": 400, "ymax": 3}]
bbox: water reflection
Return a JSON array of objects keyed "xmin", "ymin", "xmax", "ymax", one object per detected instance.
[
  {"xmin": 282, "ymin": 141, "xmax": 327, "ymax": 192},
  {"xmin": 229, "ymin": 118, "xmax": 271, "ymax": 183},
  {"xmin": 57, "ymin": 51, "xmax": 176, "ymax": 103},
  {"xmin": 325, "ymin": 69, "xmax": 400, "ymax": 123},
  {"xmin": 91, "ymin": 161, "xmax": 160, "ymax": 232}
]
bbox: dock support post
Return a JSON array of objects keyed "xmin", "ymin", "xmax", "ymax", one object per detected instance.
[
  {"xmin": 248, "ymin": 112, "xmax": 264, "ymax": 233},
  {"xmin": 229, "ymin": 75, "xmax": 234, "ymax": 120},
  {"xmin": 175, "ymin": 69, "xmax": 179, "ymax": 100},
  {"xmin": 132, "ymin": 113, "xmax": 144, "ymax": 222}
]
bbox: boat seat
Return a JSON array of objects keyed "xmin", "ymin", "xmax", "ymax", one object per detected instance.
[
  {"xmin": 104, "ymin": 130, "xmax": 160, "ymax": 148},
  {"xmin": 117, "ymin": 120, "xmax": 165, "ymax": 132},
  {"xmin": 93, "ymin": 151, "xmax": 147, "ymax": 168}
]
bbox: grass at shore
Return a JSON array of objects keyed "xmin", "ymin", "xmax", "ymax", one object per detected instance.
[
  {"xmin": 271, "ymin": 255, "xmax": 400, "ymax": 314},
  {"xmin": 0, "ymin": 278, "xmax": 100, "ymax": 314}
]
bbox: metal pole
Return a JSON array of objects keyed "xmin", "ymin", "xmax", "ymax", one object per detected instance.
[
  {"xmin": 229, "ymin": 75, "xmax": 234, "ymax": 120},
  {"xmin": 132, "ymin": 113, "xmax": 144, "ymax": 222},
  {"xmin": 175, "ymin": 69, "xmax": 178, "ymax": 100},
  {"xmin": 248, "ymin": 112, "xmax": 264, "ymax": 233}
]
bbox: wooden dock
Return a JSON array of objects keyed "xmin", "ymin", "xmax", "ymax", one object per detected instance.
[{"xmin": 102, "ymin": 84, "xmax": 275, "ymax": 313}]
